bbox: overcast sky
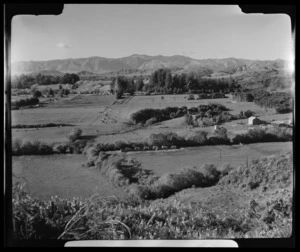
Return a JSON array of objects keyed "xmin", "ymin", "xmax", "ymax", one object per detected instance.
[{"xmin": 11, "ymin": 4, "xmax": 294, "ymax": 62}]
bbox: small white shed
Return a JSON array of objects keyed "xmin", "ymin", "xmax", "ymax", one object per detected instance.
[
  {"xmin": 248, "ymin": 116, "xmax": 263, "ymax": 125},
  {"xmin": 214, "ymin": 125, "xmax": 220, "ymax": 130}
]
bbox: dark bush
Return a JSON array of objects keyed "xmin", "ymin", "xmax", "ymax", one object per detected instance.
[
  {"xmin": 12, "ymin": 139, "xmax": 55, "ymax": 155},
  {"xmin": 67, "ymin": 128, "xmax": 82, "ymax": 142},
  {"xmin": 244, "ymin": 110, "xmax": 255, "ymax": 118},
  {"xmin": 232, "ymin": 126, "xmax": 292, "ymax": 144},
  {"xmin": 12, "ymin": 97, "xmax": 39, "ymax": 108}
]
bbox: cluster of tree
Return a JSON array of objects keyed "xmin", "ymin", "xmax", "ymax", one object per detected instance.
[
  {"xmin": 232, "ymin": 92, "xmax": 254, "ymax": 102},
  {"xmin": 111, "ymin": 76, "xmax": 144, "ymax": 98},
  {"xmin": 184, "ymin": 103, "xmax": 237, "ymax": 127},
  {"xmin": 11, "ymin": 73, "xmax": 80, "ymax": 89},
  {"xmin": 145, "ymin": 69, "xmax": 240, "ymax": 94},
  {"xmin": 12, "ymin": 97, "xmax": 39, "ymax": 108},
  {"xmin": 233, "ymin": 89, "xmax": 292, "ymax": 114},
  {"xmin": 59, "ymin": 88, "xmax": 70, "ymax": 96},
  {"xmin": 254, "ymin": 91, "xmax": 293, "ymax": 114},
  {"xmin": 130, "ymin": 103, "xmax": 240, "ymax": 127},
  {"xmin": 130, "ymin": 106, "xmax": 187, "ymax": 125}
]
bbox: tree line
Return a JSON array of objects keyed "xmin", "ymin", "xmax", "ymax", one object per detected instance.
[
  {"xmin": 11, "ymin": 73, "xmax": 80, "ymax": 89},
  {"xmin": 111, "ymin": 68, "xmax": 241, "ymax": 98}
]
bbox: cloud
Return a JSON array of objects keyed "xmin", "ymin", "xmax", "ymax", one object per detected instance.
[{"xmin": 56, "ymin": 42, "xmax": 71, "ymax": 48}]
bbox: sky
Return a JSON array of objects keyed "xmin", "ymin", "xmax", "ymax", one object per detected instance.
[{"xmin": 11, "ymin": 4, "xmax": 294, "ymax": 62}]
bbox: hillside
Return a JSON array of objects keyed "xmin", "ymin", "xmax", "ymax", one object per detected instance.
[{"xmin": 166, "ymin": 152, "xmax": 293, "ymax": 214}]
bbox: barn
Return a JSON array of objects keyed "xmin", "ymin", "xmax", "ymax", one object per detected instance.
[{"xmin": 248, "ymin": 116, "xmax": 264, "ymax": 125}]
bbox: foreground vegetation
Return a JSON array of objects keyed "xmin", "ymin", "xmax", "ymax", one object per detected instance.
[{"xmin": 12, "ymin": 152, "xmax": 293, "ymax": 240}]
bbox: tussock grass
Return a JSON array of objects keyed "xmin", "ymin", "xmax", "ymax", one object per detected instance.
[{"xmin": 13, "ymin": 182, "xmax": 292, "ymax": 240}]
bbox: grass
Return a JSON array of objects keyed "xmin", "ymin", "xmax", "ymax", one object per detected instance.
[
  {"xmin": 12, "ymin": 154, "xmax": 128, "ymax": 200},
  {"xmin": 12, "ymin": 181, "xmax": 293, "ymax": 240},
  {"xmin": 12, "ymin": 142, "xmax": 292, "ymax": 201},
  {"xmin": 12, "ymin": 152, "xmax": 293, "ymax": 240}
]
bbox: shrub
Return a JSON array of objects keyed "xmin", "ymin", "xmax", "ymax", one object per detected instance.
[
  {"xmin": 209, "ymin": 127, "xmax": 230, "ymax": 145},
  {"xmin": 148, "ymin": 132, "xmax": 183, "ymax": 147},
  {"xmin": 232, "ymin": 126, "xmax": 292, "ymax": 144},
  {"xmin": 202, "ymin": 164, "xmax": 222, "ymax": 185},
  {"xmin": 32, "ymin": 90, "xmax": 42, "ymax": 98},
  {"xmin": 276, "ymin": 105, "xmax": 293, "ymax": 114},
  {"xmin": 12, "ymin": 139, "xmax": 54, "ymax": 155},
  {"xmin": 185, "ymin": 131, "xmax": 209, "ymax": 146},
  {"xmin": 184, "ymin": 114, "xmax": 194, "ymax": 126},
  {"xmin": 145, "ymin": 117, "xmax": 157, "ymax": 126},
  {"xmin": 187, "ymin": 94, "xmax": 194, "ymax": 100},
  {"xmin": 221, "ymin": 164, "xmax": 235, "ymax": 176},
  {"xmin": 114, "ymin": 141, "xmax": 128, "ymax": 150},
  {"xmin": 67, "ymin": 128, "xmax": 82, "ymax": 142},
  {"xmin": 69, "ymin": 139, "xmax": 87, "ymax": 154},
  {"xmin": 12, "ymin": 97, "xmax": 39, "ymax": 108},
  {"xmin": 244, "ymin": 110, "xmax": 255, "ymax": 118}
]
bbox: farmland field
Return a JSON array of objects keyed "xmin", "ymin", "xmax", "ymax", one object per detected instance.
[
  {"xmin": 12, "ymin": 154, "xmax": 128, "ymax": 201},
  {"xmin": 11, "ymin": 93, "xmax": 292, "ymax": 145},
  {"xmin": 12, "ymin": 141, "xmax": 292, "ymax": 200}
]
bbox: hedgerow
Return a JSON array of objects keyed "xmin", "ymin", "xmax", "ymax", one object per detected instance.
[
  {"xmin": 232, "ymin": 126, "xmax": 292, "ymax": 144},
  {"xmin": 12, "ymin": 123, "xmax": 73, "ymax": 129}
]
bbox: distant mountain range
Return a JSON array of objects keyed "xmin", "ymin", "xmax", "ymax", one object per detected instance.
[{"xmin": 11, "ymin": 54, "xmax": 289, "ymax": 77}]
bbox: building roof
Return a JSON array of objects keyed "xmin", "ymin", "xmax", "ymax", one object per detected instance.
[{"xmin": 248, "ymin": 116, "xmax": 258, "ymax": 120}]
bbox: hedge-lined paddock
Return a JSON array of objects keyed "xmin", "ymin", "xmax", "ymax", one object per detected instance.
[{"xmin": 85, "ymin": 152, "xmax": 225, "ymax": 201}]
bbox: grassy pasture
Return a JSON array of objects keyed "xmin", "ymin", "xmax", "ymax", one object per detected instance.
[
  {"xmin": 12, "ymin": 154, "xmax": 128, "ymax": 200},
  {"xmin": 12, "ymin": 142, "xmax": 292, "ymax": 200},
  {"xmin": 11, "ymin": 93, "xmax": 292, "ymax": 145},
  {"xmin": 125, "ymin": 141, "xmax": 292, "ymax": 176}
]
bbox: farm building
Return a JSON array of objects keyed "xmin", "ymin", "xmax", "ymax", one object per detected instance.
[
  {"xmin": 214, "ymin": 125, "xmax": 220, "ymax": 130},
  {"xmin": 248, "ymin": 116, "xmax": 264, "ymax": 125}
]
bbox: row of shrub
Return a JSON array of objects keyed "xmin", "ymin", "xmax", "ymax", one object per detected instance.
[
  {"xmin": 12, "ymin": 128, "xmax": 86, "ymax": 156},
  {"xmin": 132, "ymin": 103, "xmax": 256, "ymax": 128},
  {"xmin": 232, "ymin": 126, "xmax": 293, "ymax": 144},
  {"xmin": 130, "ymin": 107, "xmax": 186, "ymax": 125},
  {"xmin": 12, "ymin": 182, "xmax": 292, "ymax": 240},
  {"xmin": 84, "ymin": 150, "xmax": 226, "ymax": 201},
  {"xmin": 90, "ymin": 153, "xmax": 158, "ymax": 188},
  {"xmin": 12, "ymin": 123, "xmax": 73, "ymax": 129},
  {"xmin": 130, "ymin": 103, "xmax": 233, "ymax": 126},
  {"xmin": 11, "ymin": 138, "xmax": 89, "ymax": 156},
  {"xmin": 127, "ymin": 164, "xmax": 226, "ymax": 200},
  {"xmin": 82, "ymin": 130, "xmax": 230, "ymax": 158},
  {"xmin": 11, "ymin": 97, "xmax": 39, "ymax": 108},
  {"xmin": 12, "ymin": 124, "xmax": 292, "ymax": 156},
  {"xmin": 83, "ymin": 125, "xmax": 291, "ymax": 155}
]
